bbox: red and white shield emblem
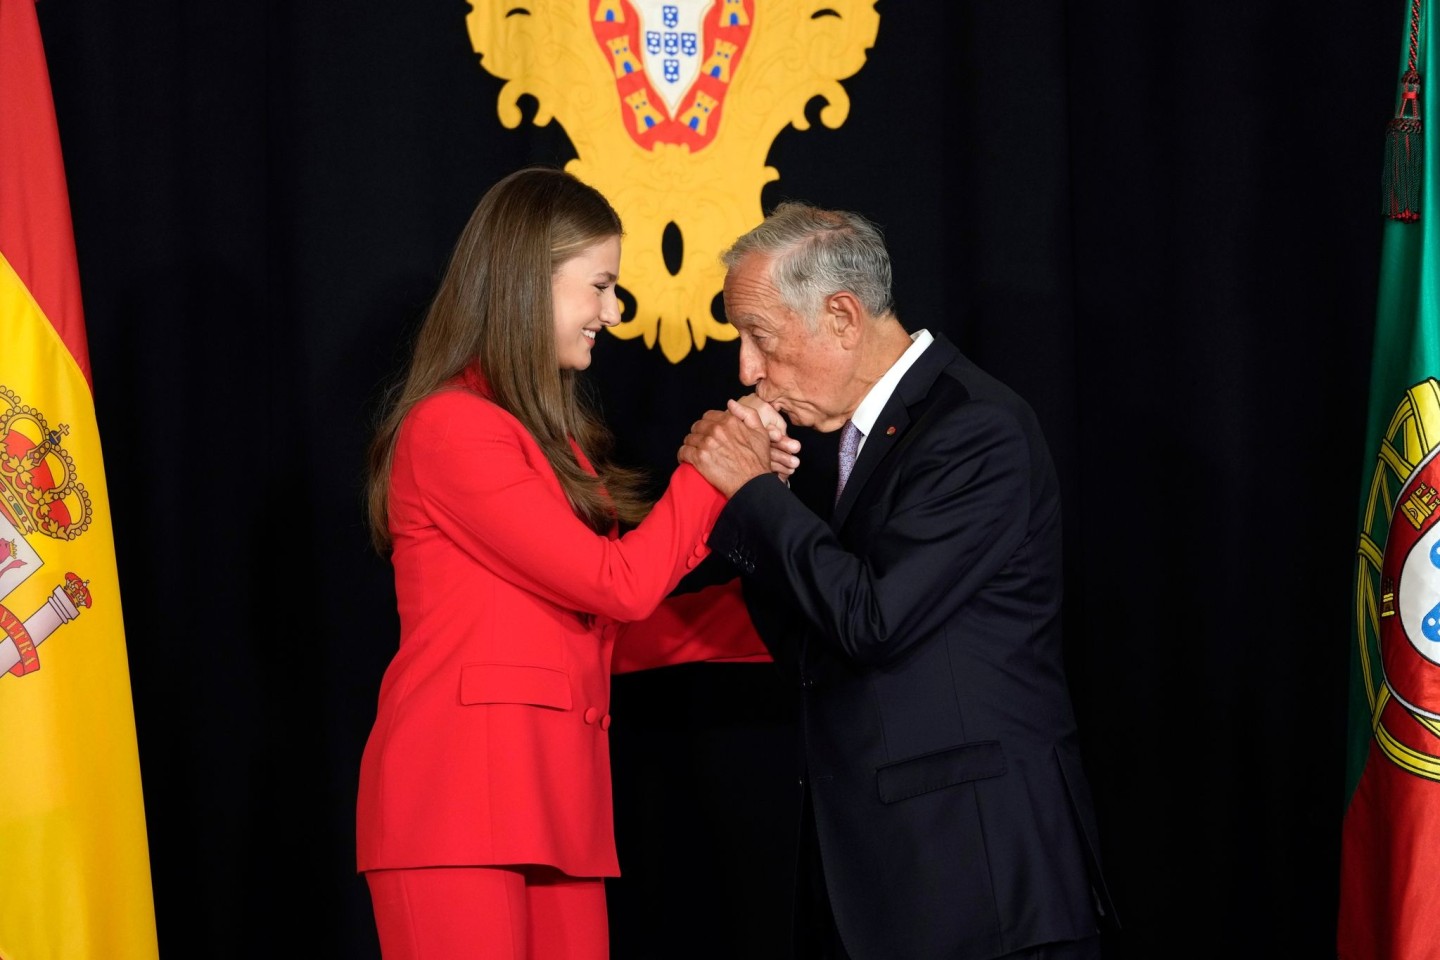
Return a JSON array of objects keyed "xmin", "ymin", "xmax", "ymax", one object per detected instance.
[
  {"xmin": 590, "ymin": 0, "xmax": 752, "ymax": 150},
  {"xmin": 1381, "ymin": 446, "xmax": 1440, "ymax": 717}
]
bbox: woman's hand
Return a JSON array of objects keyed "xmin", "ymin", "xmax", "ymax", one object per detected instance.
[{"xmin": 733, "ymin": 394, "xmax": 800, "ymax": 482}]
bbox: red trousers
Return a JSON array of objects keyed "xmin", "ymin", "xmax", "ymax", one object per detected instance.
[{"xmin": 365, "ymin": 865, "xmax": 609, "ymax": 960}]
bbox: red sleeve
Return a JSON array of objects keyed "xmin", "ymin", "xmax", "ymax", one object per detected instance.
[
  {"xmin": 397, "ymin": 390, "xmax": 725, "ymax": 622},
  {"xmin": 611, "ymin": 579, "xmax": 772, "ymax": 674}
]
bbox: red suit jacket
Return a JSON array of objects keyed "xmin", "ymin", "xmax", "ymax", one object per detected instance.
[{"xmin": 356, "ymin": 369, "xmax": 764, "ymax": 878}]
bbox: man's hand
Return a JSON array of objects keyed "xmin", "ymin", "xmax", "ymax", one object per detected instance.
[
  {"xmin": 734, "ymin": 394, "xmax": 801, "ymax": 481},
  {"xmin": 678, "ymin": 403, "xmax": 774, "ymax": 497}
]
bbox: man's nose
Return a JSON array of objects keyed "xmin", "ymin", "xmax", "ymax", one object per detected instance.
[{"xmin": 738, "ymin": 341, "xmax": 762, "ymax": 386}]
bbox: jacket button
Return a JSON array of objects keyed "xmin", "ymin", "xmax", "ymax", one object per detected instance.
[
  {"xmin": 600, "ymin": 714, "xmax": 612, "ymax": 731},
  {"xmin": 584, "ymin": 707, "xmax": 599, "ymax": 724}
]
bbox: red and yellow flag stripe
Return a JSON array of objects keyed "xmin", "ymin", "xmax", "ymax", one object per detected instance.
[{"xmin": 0, "ymin": 1, "xmax": 158, "ymax": 957}]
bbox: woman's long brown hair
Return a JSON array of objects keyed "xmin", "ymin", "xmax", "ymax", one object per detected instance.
[{"xmin": 365, "ymin": 166, "xmax": 651, "ymax": 553}]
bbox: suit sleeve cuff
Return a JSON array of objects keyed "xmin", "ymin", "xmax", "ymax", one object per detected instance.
[{"xmin": 709, "ymin": 474, "xmax": 792, "ymax": 573}]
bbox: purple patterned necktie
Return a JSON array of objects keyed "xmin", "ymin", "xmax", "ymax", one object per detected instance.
[{"xmin": 835, "ymin": 419, "xmax": 862, "ymax": 504}]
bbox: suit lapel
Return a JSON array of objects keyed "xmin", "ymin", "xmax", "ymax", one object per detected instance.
[{"xmin": 830, "ymin": 334, "xmax": 959, "ymax": 529}]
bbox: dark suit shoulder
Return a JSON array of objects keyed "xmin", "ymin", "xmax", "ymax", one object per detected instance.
[
  {"xmin": 927, "ymin": 348, "xmax": 1051, "ymax": 448},
  {"xmin": 905, "ymin": 345, "xmax": 1060, "ymax": 506}
]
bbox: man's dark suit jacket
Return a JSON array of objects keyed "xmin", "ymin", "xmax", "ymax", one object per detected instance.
[{"xmin": 707, "ymin": 332, "xmax": 1115, "ymax": 960}]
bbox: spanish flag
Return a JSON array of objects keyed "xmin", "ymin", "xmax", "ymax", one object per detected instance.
[{"xmin": 0, "ymin": 1, "xmax": 159, "ymax": 957}]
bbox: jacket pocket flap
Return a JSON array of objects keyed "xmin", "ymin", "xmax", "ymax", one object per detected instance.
[
  {"xmin": 876, "ymin": 740, "xmax": 1006, "ymax": 804},
  {"xmin": 459, "ymin": 662, "xmax": 572, "ymax": 710}
]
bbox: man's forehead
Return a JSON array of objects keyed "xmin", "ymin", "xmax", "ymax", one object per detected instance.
[
  {"xmin": 724, "ymin": 262, "xmax": 787, "ymax": 318},
  {"xmin": 724, "ymin": 261, "xmax": 775, "ymax": 297},
  {"xmin": 725, "ymin": 298, "xmax": 793, "ymax": 332}
]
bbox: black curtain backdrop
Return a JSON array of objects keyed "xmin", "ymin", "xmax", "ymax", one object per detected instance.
[{"xmin": 31, "ymin": 2, "xmax": 1398, "ymax": 957}]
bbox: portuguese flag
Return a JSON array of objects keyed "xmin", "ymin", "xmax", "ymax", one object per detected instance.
[
  {"xmin": 0, "ymin": 1, "xmax": 159, "ymax": 957},
  {"xmin": 1338, "ymin": 3, "xmax": 1440, "ymax": 958}
]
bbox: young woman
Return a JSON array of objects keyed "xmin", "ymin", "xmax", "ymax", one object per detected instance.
[{"xmin": 356, "ymin": 167, "xmax": 774, "ymax": 959}]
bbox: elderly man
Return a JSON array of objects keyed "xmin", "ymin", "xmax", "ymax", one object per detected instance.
[{"xmin": 679, "ymin": 202, "xmax": 1115, "ymax": 960}]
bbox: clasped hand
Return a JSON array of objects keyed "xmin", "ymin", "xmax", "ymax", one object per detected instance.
[{"xmin": 678, "ymin": 395, "xmax": 801, "ymax": 497}]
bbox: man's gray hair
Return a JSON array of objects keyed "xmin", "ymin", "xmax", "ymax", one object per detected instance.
[{"xmin": 721, "ymin": 201, "xmax": 893, "ymax": 325}]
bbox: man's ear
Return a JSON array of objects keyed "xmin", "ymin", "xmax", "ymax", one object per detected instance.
[{"xmin": 825, "ymin": 291, "xmax": 865, "ymax": 347}]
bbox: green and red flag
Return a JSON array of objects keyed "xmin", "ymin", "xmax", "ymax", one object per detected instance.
[
  {"xmin": 1339, "ymin": 2, "xmax": 1440, "ymax": 958},
  {"xmin": 0, "ymin": 0, "xmax": 159, "ymax": 956}
]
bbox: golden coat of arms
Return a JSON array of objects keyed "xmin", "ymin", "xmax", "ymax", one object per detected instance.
[
  {"xmin": 466, "ymin": 0, "xmax": 880, "ymax": 362},
  {"xmin": 1356, "ymin": 378, "xmax": 1440, "ymax": 779}
]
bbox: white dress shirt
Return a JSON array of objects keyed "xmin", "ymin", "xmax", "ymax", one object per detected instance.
[{"xmin": 847, "ymin": 328, "xmax": 934, "ymax": 457}]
